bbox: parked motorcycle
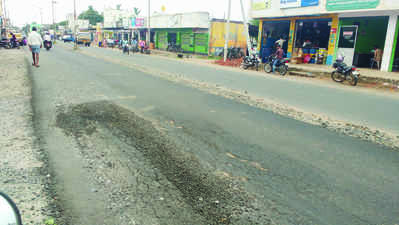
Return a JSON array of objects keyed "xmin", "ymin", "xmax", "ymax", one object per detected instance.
[
  {"xmin": 331, "ymin": 57, "xmax": 359, "ymax": 86},
  {"xmin": 44, "ymin": 41, "xmax": 52, "ymax": 51},
  {"xmin": 264, "ymin": 55, "xmax": 289, "ymax": 76},
  {"xmin": 241, "ymin": 53, "xmax": 260, "ymax": 71},
  {"xmin": 219, "ymin": 47, "xmax": 245, "ymax": 60},
  {"xmin": 0, "ymin": 192, "xmax": 23, "ymax": 225},
  {"xmin": 167, "ymin": 43, "xmax": 182, "ymax": 53}
]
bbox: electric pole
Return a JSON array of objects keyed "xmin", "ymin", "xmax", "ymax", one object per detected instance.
[
  {"xmin": 224, "ymin": 0, "xmax": 231, "ymax": 62},
  {"xmin": 240, "ymin": 0, "xmax": 253, "ymax": 55},
  {"xmin": 52, "ymin": 0, "xmax": 57, "ymax": 41},
  {"xmin": 147, "ymin": 0, "xmax": 150, "ymax": 44},
  {"xmin": 73, "ymin": 0, "xmax": 78, "ymax": 50}
]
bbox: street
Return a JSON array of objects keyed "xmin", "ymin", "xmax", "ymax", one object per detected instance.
[{"xmin": 27, "ymin": 45, "xmax": 399, "ymax": 225}]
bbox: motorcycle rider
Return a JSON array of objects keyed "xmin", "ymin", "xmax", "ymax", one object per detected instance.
[
  {"xmin": 10, "ymin": 32, "xmax": 17, "ymax": 48},
  {"xmin": 273, "ymin": 45, "xmax": 284, "ymax": 72},
  {"xmin": 43, "ymin": 32, "xmax": 52, "ymax": 49}
]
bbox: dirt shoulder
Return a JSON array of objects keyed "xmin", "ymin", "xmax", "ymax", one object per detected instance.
[{"xmin": 0, "ymin": 50, "xmax": 55, "ymax": 224}]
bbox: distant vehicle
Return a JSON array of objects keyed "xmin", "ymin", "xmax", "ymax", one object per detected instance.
[
  {"xmin": 105, "ymin": 39, "xmax": 115, "ymax": 47},
  {"xmin": 76, "ymin": 32, "xmax": 91, "ymax": 47},
  {"xmin": 63, "ymin": 35, "xmax": 74, "ymax": 43}
]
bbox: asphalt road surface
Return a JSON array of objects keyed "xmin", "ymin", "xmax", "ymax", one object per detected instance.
[{"xmin": 29, "ymin": 45, "xmax": 399, "ymax": 225}]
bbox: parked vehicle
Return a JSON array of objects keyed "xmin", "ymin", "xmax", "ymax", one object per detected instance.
[
  {"xmin": 0, "ymin": 38, "xmax": 9, "ymax": 49},
  {"xmin": 219, "ymin": 47, "xmax": 245, "ymax": 59},
  {"xmin": 167, "ymin": 43, "xmax": 182, "ymax": 53},
  {"xmin": 63, "ymin": 35, "xmax": 74, "ymax": 43},
  {"xmin": 105, "ymin": 39, "xmax": 115, "ymax": 48},
  {"xmin": 264, "ymin": 55, "xmax": 289, "ymax": 76},
  {"xmin": 241, "ymin": 53, "xmax": 260, "ymax": 71},
  {"xmin": 44, "ymin": 40, "xmax": 52, "ymax": 51},
  {"xmin": 331, "ymin": 57, "xmax": 359, "ymax": 86},
  {"xmin": 76, "ymin": 32, "xmax": 91, "ymax": 47},
  {"xmin": 130, "ymin": 45, "xmax": 140, "ymax": 53}
]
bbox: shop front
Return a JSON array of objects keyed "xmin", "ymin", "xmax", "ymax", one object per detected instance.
[
  {"xmin": 336, "ymin": 16, "xmax": 389, "ymax": 68},
  {"xmin": 390, "ymin": 17, "xmax": 399, "ymax": 72},
  {"xmin": 259, "ymin": 15, "xmax": 338, "ymax": 65}
]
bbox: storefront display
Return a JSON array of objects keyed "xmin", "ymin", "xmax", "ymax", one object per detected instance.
[
  {"xmin": 260, "ymin": 20, "xmax": 291, "ymax": 62},
  {"xmin": 293, "ymin": 19, "xmax": 332, "ymax": 64}
]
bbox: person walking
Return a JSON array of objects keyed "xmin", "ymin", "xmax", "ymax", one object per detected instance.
[{"xmin": 27, "ymin": 27, "xmax": 43, "ymax": 67}]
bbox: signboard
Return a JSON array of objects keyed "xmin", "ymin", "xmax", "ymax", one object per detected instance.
[
  {"xmin": 252, "ymin": 0, "xmax": 271, "ymax": 10},
  {"xmin": 281, "ymin": 0, "xmax": 300, "ymax": 8},
  {"xmin": 132, "ymin": 18, "xmax": 144, "ymax": 27},
  {"xmin": 301, "ymin": 0, "xmax": 319, "ymax": 7},
  {"xmin": 326, "ymin": 0, "xmax": 379, "ymax": 11},
  {"xmin": 281, "ymin": 0, "xmax": 318, "ymax": 8}
]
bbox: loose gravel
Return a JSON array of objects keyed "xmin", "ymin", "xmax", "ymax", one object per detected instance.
[
  {"xmin": 0, "ymin": 50, "xmax": 54, "ymax": 224},
  {"xmin": 79, "ymin": 49, "xmax": 399, "ymax": 151}
]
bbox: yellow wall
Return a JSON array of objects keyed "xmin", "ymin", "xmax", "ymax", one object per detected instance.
[{"xmin": 209, "ymin": 21, "xmax": 247, "ymax": 54}]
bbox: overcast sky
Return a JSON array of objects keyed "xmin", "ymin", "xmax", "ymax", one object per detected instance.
[{"xmin": 5, "ymin": 0, "xmax": 251, "ymax": 27}]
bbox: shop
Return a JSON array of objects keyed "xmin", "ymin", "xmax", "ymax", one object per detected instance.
[
  {"xmin": 259, "ymin": 20, "xmax": 291, "ymax": 62},
  {"xmin": 154, "ymin": 28, "xmax": 209, "ymax": 54},
  {"xmin": 390, "ymin": 17, "xmax": 399, "ymax": 72},
  {"xmin": 336, "ymin": 16, "xmax": 389, "ymax": 68}
]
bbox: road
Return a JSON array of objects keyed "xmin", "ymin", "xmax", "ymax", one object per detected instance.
[
  {"xmin": 83, "ymin": 46, "xmax": 399, "ymax": 134},
  {"xmin": 30, "ymin": 45, "xmax": 399, "ymax": 225}
]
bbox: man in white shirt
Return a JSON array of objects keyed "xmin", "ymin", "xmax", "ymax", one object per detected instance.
[
  {"xmin": 27, "ymin": 27, "xmax": 43, "ymax": 67},
  {"xmin": 43, "ymin": 32, "xmax": 52, "ymax": 49}
]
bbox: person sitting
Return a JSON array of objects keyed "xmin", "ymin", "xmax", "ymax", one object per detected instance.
[
  {"xmin": 273, "ymin": 45, "xmax": 284, "ymax": 72},
  {"xmin": 371, "ymin": 46, "xmax": 382, "ymax": 70}
]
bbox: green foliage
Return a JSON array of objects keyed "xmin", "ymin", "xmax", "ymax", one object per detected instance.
[
  {"xmin": 250, "ymin": 19, "xmax": 260, "ymax": 27},
  {"xmin": 134, "ymin": 7, "xmax": 141, "ymax": 17},
  {"xmin": 44, "ymin": 218, "xmax": 57, "ymax": 225},
  {"xmin": 78, "ymin": 5, "xmax": 104, "ymax": 25},
  {"xmin": 57, "ymin": 20, "xmax": 68, "ymax": 26}
]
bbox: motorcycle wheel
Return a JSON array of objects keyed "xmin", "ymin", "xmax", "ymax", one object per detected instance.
[
  {"xmin": 264, "ymin": 64, "xmax": 272, "ymax": 73},
  {"xmin": 348, "ymin": 72, "xmax": 358, "ymax": 86},
  {"xmin": 279, "ymin": 65, "xmax": 288, "ymax": 76},
  {"xmin": 331, "ymin": 71, "xmax": 344, "ymax": 83}
]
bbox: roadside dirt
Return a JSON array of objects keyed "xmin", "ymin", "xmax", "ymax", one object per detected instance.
[{"xmin": 0, "ymin": 50, "xmax": 56, "ymax": 224}]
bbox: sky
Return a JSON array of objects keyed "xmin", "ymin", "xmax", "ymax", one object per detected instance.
[{"xmin": 5, "ymin": 0, "xmax": 251, "ymax": 27}]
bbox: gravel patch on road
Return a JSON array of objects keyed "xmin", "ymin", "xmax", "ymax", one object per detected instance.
[
  {"xmin": 79, "ymin": 49, "xmax": 399, "ymax": 151},
  {"xmin": 0, "ymin": 50, "xmax": 54, "ymax": 224},
  {"xmin": 55, "ymin": 101, "xmax": 275, "ymax": 225}
]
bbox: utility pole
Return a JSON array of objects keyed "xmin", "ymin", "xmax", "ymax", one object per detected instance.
[
  {"xmin": 240, "ymin": 0, "xmax": 253, "ymax": 55},
  {"xmin": 40, "ymin": 8, "xmax": 43, "ymax": 25},
  {"xmin": 73, "ymin": 0, "xmax": 78, "ymax": 50},
  {"xmin": 224, "ymin": 0, "xmax": 231, "ymax": 62},
  {"xmin": 147, "ymin": 0, "xmax": 150, "ymax": 44},
  {"xmin": 52, "ymin": 0, "xmax": 57, "ymax": 41}
]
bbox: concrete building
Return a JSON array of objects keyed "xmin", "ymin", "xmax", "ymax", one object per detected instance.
[
  {"xmin": 67, "ymin": 13, "xmax": 89, "ymax": 31},
  {"xmin": 104, "ymin": 8, "xmax": 134, "ymax": 28},
  {"xmin": 251, "ymin": 0, "xmax": 399, "ymax": 72}
]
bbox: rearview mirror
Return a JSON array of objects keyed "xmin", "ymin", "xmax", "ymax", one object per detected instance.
[{"xmin": 0, "ymin": 192, "xmax": 22, "ymax": 225}]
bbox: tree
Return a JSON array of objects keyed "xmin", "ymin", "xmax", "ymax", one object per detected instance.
[
  {"xmin": 78, "ymin": 6, "xmax": 104, "ymax": 25},
  {"xmin": 58, "ymin": 20, "xmax": 68, "ymax": 26},
  {"xmin": 134, "ymin": 7, "xmax": 141, "ymax": 17},
  {"xmin": 250, "ymin": 19, "xmax": 260, "ymax": 27}
]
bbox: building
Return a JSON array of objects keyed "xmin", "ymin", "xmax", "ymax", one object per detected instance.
[
  {"xmin": 104, "ymin": 8, "xmax": 134, "ymax": 28},
  {"xmin": 250, "ymin": 0, "xmax": 399, "ymax": 72},
  {"xmin": 151, "ymin": 12, "xmax": 248, "ymax": 55},
  {"xmin": 67, "ymin": 13, "xmax": 89, "ymax": 31}
]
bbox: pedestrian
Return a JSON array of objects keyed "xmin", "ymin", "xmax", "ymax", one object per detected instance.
[
  {"xmin": 139, "ymin": 40, "xmax": 145, "ymax": 53},
  {"xmin": 27, "ymin": 27, "xmax": 43, "ymax": 67},
  {"xmin": 371, "ymin": 46, "xmax": 383, "ymax": 69}
]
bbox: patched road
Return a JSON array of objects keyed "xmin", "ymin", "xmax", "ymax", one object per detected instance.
[{"xmin": 30, "ymin": 45, "xmax": 399, "ymax": 225}]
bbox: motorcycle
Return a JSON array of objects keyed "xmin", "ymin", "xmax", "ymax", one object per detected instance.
[
  {"xmin": 44, "ymin": 41, "xmax": 52, "ymax": 51},
  {"xmin": 241, "ymin": 53, "xmax": 260, "ymax": 71},
  {"xmin": 167, "ymin": 43, "xmax": 182, "ymax": 53},
  {"xmin": 331, "ymin": 57, "xmax": 359, "ymax": 86},
  {"xmin": 219, "ymin": 47, "xmax": 245, "ymax": 60},
  {"xmin": 0, "ymin": 192, "xmax": 23, "ymax": 225},
  {"xmin": 264, "ymin": 55, "xmax": 289, "ymax": 76}
]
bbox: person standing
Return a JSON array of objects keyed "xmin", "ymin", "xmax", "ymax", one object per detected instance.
[{"xmin": 27, "ymin": 27, "xmax": 43, "ymax": 67}]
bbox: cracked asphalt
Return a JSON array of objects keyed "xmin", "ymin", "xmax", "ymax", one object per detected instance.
[{"xmin": 29, "ymin": 44, "xmax": 399, "ymax": 225}]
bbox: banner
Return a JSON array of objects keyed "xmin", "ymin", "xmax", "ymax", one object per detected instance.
[
  {"xmin": 252, "ymin": 0, "xmax": 271, "ymax": 10},
  {"xmin": 132, "ymin": 18, "xmax": 144, "ymax": 27},
  {"xmin": 301, "ymin": 0, "xmax": 319, "ymax": 7},
  {"xmin": 326, "ymin": 0, "xmax": 379, "ymax": 11},
  {"xmin": 280, "ymin": 0, "xmax": 300, "ymax": 8}
]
